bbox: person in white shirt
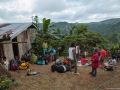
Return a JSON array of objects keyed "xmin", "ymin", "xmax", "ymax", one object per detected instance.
[
  {"xmin": 69, "ymin": 42, "xmax": 79, "ymax": 75},
  {"xmin": 1, "ymin": 56, "xmax": 9, "ymax": 71}
]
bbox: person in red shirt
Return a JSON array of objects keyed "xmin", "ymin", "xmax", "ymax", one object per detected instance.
[
  {"xmin": 89, "ymin": 49, "xmax": 99, "ymax": 77},
  {"xmin": 100, "ymin": 46, "xmax": 106, "ymax": 68},
  {"xmin": 81, "ymin": 55, "xmax": 88, "ymax": 65}
]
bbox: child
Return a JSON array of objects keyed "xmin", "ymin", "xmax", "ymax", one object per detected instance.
[
  {"xmin": 104, "ymin": 56, "xmax": 116, "ymax": 71},
  {"xmin": 2, "ymin": 56, "xmax": 9, "ymax": 71},
  {"xmin": 45, "ymin": 52, "xmax": 51, "ymax": 62},
  {"xmin": 48, "ymin": 47, "xmax": 56, "ymax": 61},
  {"xmin": 81, "ymin": 55, "xmax": 89, "ymax": 66}
]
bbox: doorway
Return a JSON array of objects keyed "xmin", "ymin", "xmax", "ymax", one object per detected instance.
[
  {"xmin": 0, "ymin": 44, "xmax": 4, "ymax": 62},
  {"xmin": 12, "ymin": 37, "xmax": 19, "ymax": 59}
]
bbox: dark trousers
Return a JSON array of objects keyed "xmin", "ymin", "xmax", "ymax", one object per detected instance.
[{"xmin": 91, "ymin": 68, "xmax": 97, "ymax": 76}]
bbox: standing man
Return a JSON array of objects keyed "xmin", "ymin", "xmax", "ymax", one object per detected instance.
[
  {"xmin": 84, "ymin": 44, "xmax": 89, "ymax": 57},
  {"xmin": 69, "ymin": 42, "xmax": 79, "ymax": 75},
  {"xmin": 42, "ymin": 40, "xmax": 48, "ymax": 55},
  {"xmin": 100, "ymin": 46, "xmax": 106, "ymax": 68},
  {"xmin": 76, "ymin": 43, "xmax": 81, "ymax": 61}
]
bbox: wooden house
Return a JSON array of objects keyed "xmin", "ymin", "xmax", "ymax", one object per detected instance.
[{"xmin": 0, "ymin": 23, "xmax": 36, "ymax": 62}]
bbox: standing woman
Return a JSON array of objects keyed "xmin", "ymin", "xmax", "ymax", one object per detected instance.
[
  {"xmin": 69, "ymin": 42, "xmax": 79, "ymax": 75},
  {"xmin": 89, "ymin": 48, "xmax": 99, "ymax": 77}
]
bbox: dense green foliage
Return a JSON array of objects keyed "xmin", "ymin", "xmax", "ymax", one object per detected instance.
[
  {"xmin": 31, "ymin": 17, "xmax": 120, "ymax": 55},
  {"xmin": 38, "ymin": 18, "xmax": 120, "ymax": 44},
  {"xmin": 34, "ymin": 18, "xmax": 106, "ymax": 55},
  {"xmin": 42, "ymin": 18, "xmax": 51, "ymax": 34}
]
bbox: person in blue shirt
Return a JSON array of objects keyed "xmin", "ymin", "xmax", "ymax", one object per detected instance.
[{"xmin": 48, "ymin": 46, "xmax": 56, "ymax": 61}]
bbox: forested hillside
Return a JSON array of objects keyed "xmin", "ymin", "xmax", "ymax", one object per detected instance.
[{"xmin": 39, "ymin": 18, "xmax": 120, "ymax": 44}]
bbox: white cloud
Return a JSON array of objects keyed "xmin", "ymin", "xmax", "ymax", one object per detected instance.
[{"xmin": 0, "ymin": 0, "xmax": 120, "ymax": 23}]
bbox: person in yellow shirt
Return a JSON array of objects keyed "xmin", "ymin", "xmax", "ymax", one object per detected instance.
[{"xmin": 42, "ymin": 40, "xmax": 48, "ymax": 55}]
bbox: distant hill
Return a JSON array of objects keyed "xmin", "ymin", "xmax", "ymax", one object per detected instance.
[
  {"xmin": 39, "ymin": 18, "xmax": 120, "ymax": 43},
  {"xmin": 39, "ymin": 18, "xmax": 120, "ymax": 35},
  {"xmin": 87, "ymin": 18, "xmax": 120, "ymax": 32}
]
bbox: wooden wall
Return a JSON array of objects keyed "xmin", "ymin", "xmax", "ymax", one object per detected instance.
[
  {"xmin": 3, "ymin": 41, "xmax": 14, "ymax": 60},
  {"xmin": 1, "ymin": 28, "xmax": 31, "ymax": 61},
  {"xmin": 17, "ymin": 28, "xmax": 31, "ymax": 59}
]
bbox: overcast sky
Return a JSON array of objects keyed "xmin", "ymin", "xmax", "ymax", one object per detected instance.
[{"xmin": 0, "ymin": 0, "xmax": 120, "ymax": 23}]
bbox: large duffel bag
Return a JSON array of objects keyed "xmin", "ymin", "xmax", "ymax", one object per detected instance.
[{"xmin": 51, "ymin": 64, "xmax": 70, "ymax": 73}]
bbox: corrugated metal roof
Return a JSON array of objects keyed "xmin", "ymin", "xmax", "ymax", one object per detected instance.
[{"xmin": 0, "ymin": 23, "xmax": 34, "ymax": 40}]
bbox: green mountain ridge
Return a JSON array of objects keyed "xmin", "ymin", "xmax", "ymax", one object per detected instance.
[
  {"xmin": 39, "ymin": 18, "xmax": 120, "ymax": 43},
  {"xmin": 41, "ymin": 18, "xmax": 120, "ymax": 35}
]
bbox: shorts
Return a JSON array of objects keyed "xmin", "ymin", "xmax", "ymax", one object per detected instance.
[
  {"xmin": 76, "ymin": 53, "xmax": 80, "ymax": 59},
  {"xmin": 43, "ymin": 49, "xmax": 47, "ymax": 55},
  {"xmin": 69, "ymin": 60, "xmax": 77, "ymax": 67},
  {"xmin": 100, "ymin": 59, "xmax": 104, "ymax": 63}
]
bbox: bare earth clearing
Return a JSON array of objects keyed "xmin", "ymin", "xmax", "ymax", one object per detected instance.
[{"xmin": 8, "ymin": 57, "xmax": 120, "ymax": 90}]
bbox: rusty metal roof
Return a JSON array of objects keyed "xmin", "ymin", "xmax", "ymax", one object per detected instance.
[{"xmin": 0, "ymin": 23, "xmax": 34, "ymax": 40}]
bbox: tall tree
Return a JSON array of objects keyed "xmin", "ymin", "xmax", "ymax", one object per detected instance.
[
  {"xmin": 73, "ymin": 24, "xmax": 88, "ymax": 35},
  {"xmin": 32, "ymin": 15, "xmax": 40, "ymax": 32},
  {"xmin": 42, "ymin": 18, "xmax": 51, "ymax": 34}
]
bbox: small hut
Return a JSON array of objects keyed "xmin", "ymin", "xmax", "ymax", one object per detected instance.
[{"xmin": 0, "ymin": 23, "xmax": 36, "ymax": 62}]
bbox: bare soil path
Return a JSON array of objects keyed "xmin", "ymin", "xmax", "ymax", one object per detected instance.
[{"xmin": 8, "ymin": 57, "xmax": 120, "ymax": 90}]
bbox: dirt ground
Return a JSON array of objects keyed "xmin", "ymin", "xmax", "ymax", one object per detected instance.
[{"xmin": 8, "ymin": 56, "xmax": 120, "ymax": 90}]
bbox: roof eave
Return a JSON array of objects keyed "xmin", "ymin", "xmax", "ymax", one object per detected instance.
[{"xmin": 10, "ymin": 23, "xmax": 36, "ymax": 40}]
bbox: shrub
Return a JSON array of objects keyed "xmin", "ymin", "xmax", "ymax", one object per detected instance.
[
  {"xmin": 0, "ymin": 75, "xmax": 11, "ymax": 90},
  {"xmin": 30, "ymin": 54, "xmax": 37, "ymax": 64}
]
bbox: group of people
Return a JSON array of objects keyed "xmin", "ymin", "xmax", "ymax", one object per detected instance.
[
  {"xmin": 42, "ymin": 40, "xmax": 56, "ymax": 62},
  {"xmin": 68, "ymin": 42, "xmax": 117, "ymax": 76},
  {"xmin": 0, "ymin": 40, "xmax": 117, "ymax": 77}
]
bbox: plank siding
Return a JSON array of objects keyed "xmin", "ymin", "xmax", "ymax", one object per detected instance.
[
  {"xmin": 3, "ymin": 41, "xmax": 14, "ymax": 60},
  {"xmin": 17, "ymin": 29, "xmax": 31, "ymax": 59}
]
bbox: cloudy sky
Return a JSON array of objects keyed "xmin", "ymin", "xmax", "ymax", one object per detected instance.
[{"xmin": 0, "ymin": 0, "xmax": 120, "ymax": 23}]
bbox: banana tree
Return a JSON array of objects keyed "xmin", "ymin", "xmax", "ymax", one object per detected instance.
[{"xmin": 42, "ymin": 18, "xmax": 51, "ymax": 34}]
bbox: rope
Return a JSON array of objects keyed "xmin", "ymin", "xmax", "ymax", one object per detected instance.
[{"xmin": 94, "ymin": 73, "xmax": 120, "ymax": 90}]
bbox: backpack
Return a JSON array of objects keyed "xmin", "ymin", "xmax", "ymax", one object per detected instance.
[
  {"xmin": 36, "ymin": 60, "xmax": 43, "ymax": 65},
  {"xmin": 19, "ymin": 61, "xmax": 29, "ymax": 70},
  {"xmin": 63, "ymin": 59, "xmax": 69, "ymax": 65},
  {"xmin": 51, "ymin": 63, "xmax": 70, "ymax": 73},
  {"xmin": 10, "ymin": 59, "xmax": 19, "ymax": 71}
]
